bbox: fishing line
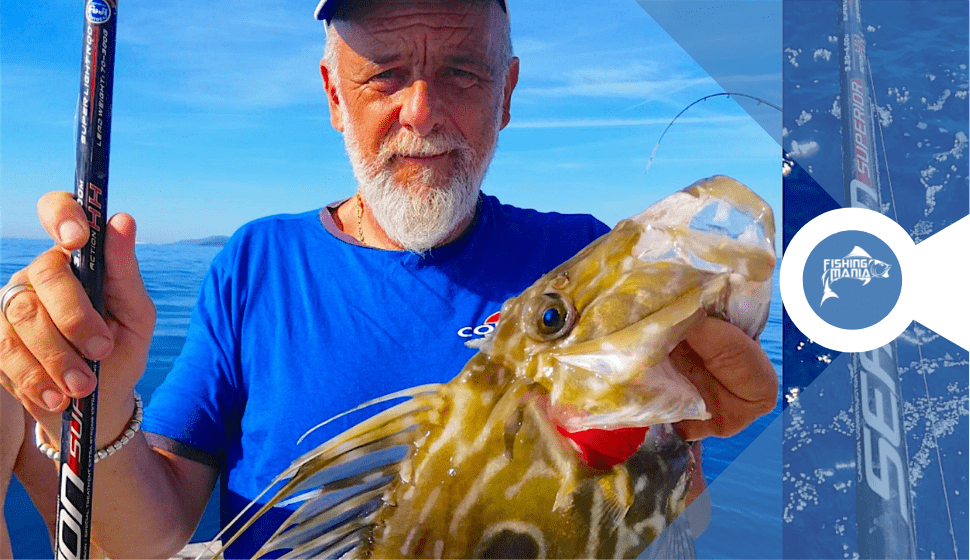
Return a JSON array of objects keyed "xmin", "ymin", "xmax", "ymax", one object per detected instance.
[
  {"xmin": 867, "ymin": 57, "xmax": 900, "ymax": 224},
  {"xmin": 644, "ymin": 92, "xmax": 782, "ymax": 175},
  {"xmin": 913, "ymin": 326, "xmax": 960, "ymax": 559},
  {"xmin": 866, "ymin": 53, "xmax": 958, "ymax": 559}
]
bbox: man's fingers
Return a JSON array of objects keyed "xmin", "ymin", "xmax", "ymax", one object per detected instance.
[
  {"xmin": 684, "ymin": 317, "xmax": 778, "ymax": 409},
  {"xmin": 2, "ymin": 257, "xmax": 103, "ymax": 407},
  {"xmin": 26, "ymin": 249, "xmax": 113, "ymax": 361},
  {"xmin": 673, "ymin": 317, "xmax": 778, "ymax": 440},
  {"xmin": 0, "ymin": 322, "xmax": 74, "ymax": 415},
  {"xmin": 37, "ymin": 191, "xmax": 90, "ymax": 250}
]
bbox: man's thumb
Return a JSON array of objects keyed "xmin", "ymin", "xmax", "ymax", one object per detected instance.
[{"xmin": 102, "ymin": 213, "xmax": 155, "ymax": 337}]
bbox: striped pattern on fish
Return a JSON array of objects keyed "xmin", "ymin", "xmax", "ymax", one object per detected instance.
[{"xmin": 209, "ymin": 175, "xmax": 776, "ymax": 559}]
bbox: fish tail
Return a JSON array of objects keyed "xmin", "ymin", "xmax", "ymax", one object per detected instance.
[{"xmin": 820, "ymin": 274, "xmax": 838, "ymax": 305}]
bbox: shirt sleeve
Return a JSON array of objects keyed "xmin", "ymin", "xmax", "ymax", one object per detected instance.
[{"xmin": 141, "ymin": 236, "xmax": 246, "ymax": 466}]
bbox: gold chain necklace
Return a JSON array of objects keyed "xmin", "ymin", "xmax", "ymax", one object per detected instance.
[{"xmin": 355, "ymin": 193, "xmax": 364, "ymax": 243}]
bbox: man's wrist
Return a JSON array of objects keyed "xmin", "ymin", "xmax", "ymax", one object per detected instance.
[
  {"xmin": 95, "ymin": 389, "xmax": 139, "ymax": 450},
  {"xmin": 35, "ymin": 391, "xmax": 143, "ymax": 463}
]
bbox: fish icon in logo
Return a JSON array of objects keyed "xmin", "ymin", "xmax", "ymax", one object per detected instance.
[{"xmin": 820, "ymin": 246, "xmax": 891, "ymax": 305}]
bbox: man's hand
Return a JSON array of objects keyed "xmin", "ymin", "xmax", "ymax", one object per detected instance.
[
  {"xmin": 0, "ymin": 191, "xmax": 156, "ymax": 447},
  {"xmin": 0, "ymin": 196, "xmax": 215, "ymax": 557},
  {"xmin": 673, "ymin": 317, "xmax": 778, "ymax": 440}
]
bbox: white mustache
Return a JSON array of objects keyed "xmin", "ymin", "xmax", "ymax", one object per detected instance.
[{"xmin": 379, "ymin": 131, "xmax": 472, "ymax": 160}]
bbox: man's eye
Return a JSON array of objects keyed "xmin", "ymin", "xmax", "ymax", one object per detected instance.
[
  {"xmin": 445, "ymin": 68, "xmax": 480, "ymax": 87},
  {"xmin": 370, "ymin": 69, "xmax": 404, "ymax": 84}
]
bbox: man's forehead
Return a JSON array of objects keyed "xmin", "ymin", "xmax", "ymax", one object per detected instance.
[
  {"xmin": 331, "ymin": 0, "xmax": 506, "ymax": 69},
  {"xmin": 315, "ymin": 0, "xmax": 507, "ymax": 22}
]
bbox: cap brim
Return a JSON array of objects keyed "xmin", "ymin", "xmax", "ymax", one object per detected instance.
[
  {"xmin": 315, "ymin": 0, "xmax": 507, "ymax": 21},
  {"xmin": 314, "ymin": 0, "xmax": 333, "ymax": 21}
]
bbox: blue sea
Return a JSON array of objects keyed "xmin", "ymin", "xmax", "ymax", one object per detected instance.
[
  {"xmin": 1, "ymin": 236, "xmax": 784, "ymax": 559},
  {"xmin": 783, "ymin": 1, "xmax": 968, "ymax": 559}
]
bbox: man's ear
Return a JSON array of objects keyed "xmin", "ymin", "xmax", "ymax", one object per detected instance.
[
  {"xmin": 320, "ymin": 59, "xmax": 344, "ymax": 132},
  {"xmin": 500, "ymin": 57, "xmax": 520, "ymax": 130}
]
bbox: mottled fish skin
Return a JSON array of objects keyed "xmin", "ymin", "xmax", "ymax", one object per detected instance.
[
  {"xmin": 367, "ymin": 364, "xmax": 695, "ymax": 559},
  {"xmin": 212, "ymin": 175, "xmax": 776, "ymax": 560}
]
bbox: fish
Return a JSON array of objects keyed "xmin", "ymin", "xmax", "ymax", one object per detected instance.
[
  {"xmin": 819, "ymin": 246, "xmax": 891, "ymax": 305},
  {"xmin": 210, "ymin": 175, "xmax": 776, "ymax": 559}
]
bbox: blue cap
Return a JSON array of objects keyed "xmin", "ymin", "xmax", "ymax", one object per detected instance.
[{"xmin": 314, "ymin": 0, "xmax": 507, "ymax": 21}]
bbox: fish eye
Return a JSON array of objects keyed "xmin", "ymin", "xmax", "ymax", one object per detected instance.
[
  {"xmin": 527, "ymin": 293, "xmax": 575, "ymax": 341},
  {"xmin": 542, "ymin": 307, "xmax": 563, "ymax": 330}
]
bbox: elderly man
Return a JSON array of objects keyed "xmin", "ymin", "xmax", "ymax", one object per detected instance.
[{"xmin": 0, "ymin": 0, "xmax": 776, "ymax": 557}]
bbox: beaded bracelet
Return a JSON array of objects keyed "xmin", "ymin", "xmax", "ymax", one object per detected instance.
[{"xmin": 35, "ymin": 392, "xmax": 144, "ymax": 463}]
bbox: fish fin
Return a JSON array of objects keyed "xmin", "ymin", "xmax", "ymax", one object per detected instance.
[
  {"xmin": 820, "ymin": 272, "xmax": 839, "ymax": 305},
  {"xmin": 464, "ymin": 331, "xmax": 495, "ymax": 350},
  {"xmin": 596, "ymin": 468, "xmax": 634, "ymax": 523},
  {"xmin": 820, "ymin": 288, "xmax": 838, "ymax": 305},
  {"xmin": 262, "ymin": 501, "xmax": 379, "ymax": 559},
  {"xmin": 683, "ymin": 487, "xmax": 711, "ymax": 538},
  {"xmin": 275, "ymin": 525, "xmax": 370, "ymax": 559},
  {"xmin": 640, "ymin": 510, "xmax": 697, "ymax": 559},
  {"xmin": 296, "ymin": 384, "xmax": 440, "ymax": 445},
  {"xmin": 861, "ymin": 277, "xmax": 871, "ymax": 286},
  {"xmin": 845, "ymin": 246, "xmax": 871, "ymax": 259},
  {"xmin": 207, "ymin": 386, "xmax": 446, "ymax": 559},
  {"xmin": 819, "ymin": 272, "xmax": 839, "ymax": 306}
]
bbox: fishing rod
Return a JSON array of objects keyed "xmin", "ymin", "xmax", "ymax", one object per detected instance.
[
  {"xmin": 837, "ymin": 0, "xmax": 917, "ymax": 557},
  {"xmin": 645, "ymin": 92, "xmax": 782, "ymax": 175},
  {"xmin": 55, "ymin": 0, "xmax": 118, "ymax": 558}
]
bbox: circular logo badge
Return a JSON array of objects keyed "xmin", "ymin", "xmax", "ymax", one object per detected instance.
[
  {"xmin": 781, "ymin": 208, "xmax": 915, "ymax": 352},
  {"xmin": 86, "ymin": 0, "xmax": 112, "ymax": 24},
  {"xmin": 803, "ymin": 230, "xmax": 902, "ymax": 329}
]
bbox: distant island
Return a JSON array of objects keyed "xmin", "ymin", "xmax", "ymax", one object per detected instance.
[{"xmin": 169, "ymin": 235, "xmax": 230, "ymax": 247}]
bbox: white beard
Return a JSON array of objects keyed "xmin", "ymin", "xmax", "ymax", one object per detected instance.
[{"xmin": 341, "ymin": 107, "xmax": 497, "ymax": 253}]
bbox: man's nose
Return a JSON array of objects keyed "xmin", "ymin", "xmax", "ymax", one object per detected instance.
[{"xmin": 399, "ymin": 80, "xmax": 442, "ymax": 136}]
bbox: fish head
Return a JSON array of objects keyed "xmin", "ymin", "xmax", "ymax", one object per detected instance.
[
  {"xmin": 482, "ymin": 176, "xmax": 776, "ymax": 432},
  {"xmin": 868, "ymin": 258, "xmax": 891, "ymax": 278}
]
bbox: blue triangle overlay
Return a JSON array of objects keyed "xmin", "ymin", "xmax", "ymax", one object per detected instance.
[
  {"xmin": 693, "ymin": 413, "xmax": 783, "ymax": 559},
  {"xmin": 636, "ymin": 0, "xmax": 782, "ymax": 147},
  {"xmin": 631, "ymin": 4, "xmax": 785, "ymax": 557},
  {"xmin": 782, "ymin": 156, "xmax": 844, "ymax": 406}
]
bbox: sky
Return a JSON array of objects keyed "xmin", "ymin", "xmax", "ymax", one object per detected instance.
[{"xmin": 1, "ymin": 0, "xmax": 782, "ymax": 245}]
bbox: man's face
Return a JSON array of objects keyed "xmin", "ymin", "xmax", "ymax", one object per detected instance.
[{"xmin": 322, "ymin": 0, "xmax": 518, "ymax": 251}]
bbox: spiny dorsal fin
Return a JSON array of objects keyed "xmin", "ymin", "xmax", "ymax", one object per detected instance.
[{"xmin": 202, "ymin": 385, "xmax": 445, "ymax": 560}]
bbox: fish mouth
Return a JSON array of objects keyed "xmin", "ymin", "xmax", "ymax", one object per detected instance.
[
  {"xmin": 546, "ymin": 396, "xmax": 698, "ymax": 470},
  {"xmin": 530, "ymin": 393, "xmax": 657, "ymax": 470},
  {"xmin": 534, "ymin": 356, "xmax": 708, "ymax": 470},
  {"xmin": 540, "ymin": 354, "xmax": 711, "ymax": 434},
  {"xmin": 554, "ymin": 423, "xmax": 653, "ymax": 470}
]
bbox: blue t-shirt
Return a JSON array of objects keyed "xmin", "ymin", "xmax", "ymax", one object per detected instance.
[{"xmin": 142, "ymin": 194, "xmax": 609, "ymax": 557}]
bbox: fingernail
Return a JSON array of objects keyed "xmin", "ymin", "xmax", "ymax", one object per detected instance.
[
  {"xmin": 85, "ymin": 335, "xmax": 111, "ymax": 359},
  {"xmin": 64, "ymin": 369, "xmax": 93, "ymax": 396},
  {"xmin": 42, "ymin": 389, "xmax": 66, "ymax": 411},
  {"xmin": 59, "ymin": 221, "xmax": 85, "ymax": 244}
]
